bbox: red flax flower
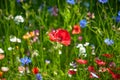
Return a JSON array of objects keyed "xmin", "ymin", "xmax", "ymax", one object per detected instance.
[
  {"xmin": 48, "ymin": 29, "xmax": 71, "ymax": 46},
  {"xmin": 32, "ymin": 67, "xmax": 39, "ymax": 74},
  {"xmin": 68, "ymin": 69, "xmax": 77, "ymax": 75},
  {"xmin": 76, "ymin": 59, "xmax": 88, "ymax": 64},
  {"xmin": 72, "ymin": 25, "xmax": 81, "ymax": 34},
  {"xmin": 88, "ymin": 66, "xmax": 100, "ymax": 78},
  {"xmin": 95, "ymin": 59, "xmax": 106, "ymax": 66},
  {"xmin": 107, "ymin": 68, "xmax": 120, "ymax": 79},
  {"xmin": 88, "ymin": 66, "xmax": 95, "ymax": 72},
  {"xmin": 102, "ymin": 53, "xmax": 113, "ymax": 58}
]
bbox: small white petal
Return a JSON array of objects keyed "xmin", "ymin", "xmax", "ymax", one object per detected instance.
[
  {"xmin": 76, "ymin": 44, "xmax": 83, "ymax": 48},
  {"xmin": 0, "ymin": 48, "xmax": 4, "ymax": 53},
  {"xmin": 8, "ymin": 47, "xmax": 13, "ymax": 51},
  {"xmin": 79, "ymin": 47, "xmax": 86, "ymax": 54},
  {"xmin": 90, "ymin": 72, "xmax": 99, "ymax": 78},
  {"xmin": 58, "ymin": 50, "xmax": 62, "ymax": 54},
  {"xmin": 84, "ymin": 42, "xmax": 89, "ymax": 46}
]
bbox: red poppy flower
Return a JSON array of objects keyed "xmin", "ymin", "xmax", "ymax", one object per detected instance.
[
  {"xmin": 32, "ymin": 67, "xmax": 39, "ymax": 74},
  {"xmin": 107, "ymin": 68, "xmax": 120, "ymax": 79},
  {"xmin": 88, "ymin": 66, "xmax": 95, "ymax": 72},
  {"xmin": 48, "ymin": 30, "xmax": 56, "ymax": 41},
  {"xmin": 72, "ymin": 25, "xmax": 81, "ymax": 34},
  {"xmin": 68, "ymin": 69, "xmax": 76, "ymax": 75},
  {"xmin": 95, "ymin": 59, "xmax": 106, "ymax": 66},
  {"xmin": 76, "ymin": 59, "xmax": 88, "ymax": 64},
  {"xmin": 48, "ymin": 29, "xmax": 71, "ymax": 46},
  {"xmin": 102, "ymin": 53, "xmax": 113, "ymax": 58}
]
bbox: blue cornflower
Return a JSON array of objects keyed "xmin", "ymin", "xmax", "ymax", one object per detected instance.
[
  {"xmin": 98, "ymin": 0, "xmax": 108, "ymax": 4},
  {"xmin": 104, "ymin": 38, "xmax": 114, "ymax": 46},
  {"xmin": 116, "ymin": 16, "xmax": 120, "ymax": 22},
  {"xmin": 118, "ymin": 11, "xmax": 120, "ymax": 16},
  {"xmin": 20, "ymin": 56, "xmax": 31, "ymax": 66},
  {"xmin": 79, "ymin": 19, "xmax": 87, "ymax": 28},
  {"xmin": 67, "ymin": 0, "xmax": 75, "ymax": 5},
  {"xmin": 36, "ymin": 73, "xmax": 42, "ymax": 80}
]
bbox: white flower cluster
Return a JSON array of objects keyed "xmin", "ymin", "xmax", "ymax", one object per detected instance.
[
  {"xmin": 10, "ymin": 35, "xmax": 21, "ymax": 43},
  {"xmin": 14, "ymin": 15, "xmax": 24, "ymax": 24},
  {"xmin": 76, "ymin": 42, "xmax": 90, "ymax": 57}
]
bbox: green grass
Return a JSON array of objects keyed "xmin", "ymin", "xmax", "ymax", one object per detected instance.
[{"xmin": 0, "ymin": 0, "xmax": 120, "ymax": 80}]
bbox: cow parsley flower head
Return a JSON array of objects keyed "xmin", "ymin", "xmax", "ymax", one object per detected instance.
[
  {"xmin": 10, "ymin": 36, "xmax": 21, "ymax": 43},
  {"xmin": 98, "ymin": 0, "xmax": 108, "ymax": 4},
  {"xmin": 14, "ymin": 15, "xmax": 24, "ymax": 24}
]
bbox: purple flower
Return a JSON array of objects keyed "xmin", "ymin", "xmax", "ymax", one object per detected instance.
[
  {"xmin": 36, "ymin": 73, "xmax": 42, "ymax": 80},
  {"xmin": 67, "ymin": 0, "xmax": 75, "ymax": 5},
  {"xmin": 48, "ymin": 6, "xmax": 58, "ymax": 16},
  {"xmin": 34, "ymin": 30, "xmax": 39, "ymax": 36},
  {"xmin": 104, "ymin": 38, "xmax": 114, "ymax": 46},
  {"xmin": 98, "ymin": 0, "xmax": 108, "ymax": 4},
  {"xmin": 79, "ymin": 19, "xmax": 87, "ymax": 28},
  {"xmin": 20, "ymin": 56, "xmax": 31, "ymax": 66}
]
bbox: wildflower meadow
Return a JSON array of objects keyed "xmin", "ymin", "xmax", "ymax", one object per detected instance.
[{"xmin": 0, "ymin": 0, "xmax": 120, "ymax": 80}]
